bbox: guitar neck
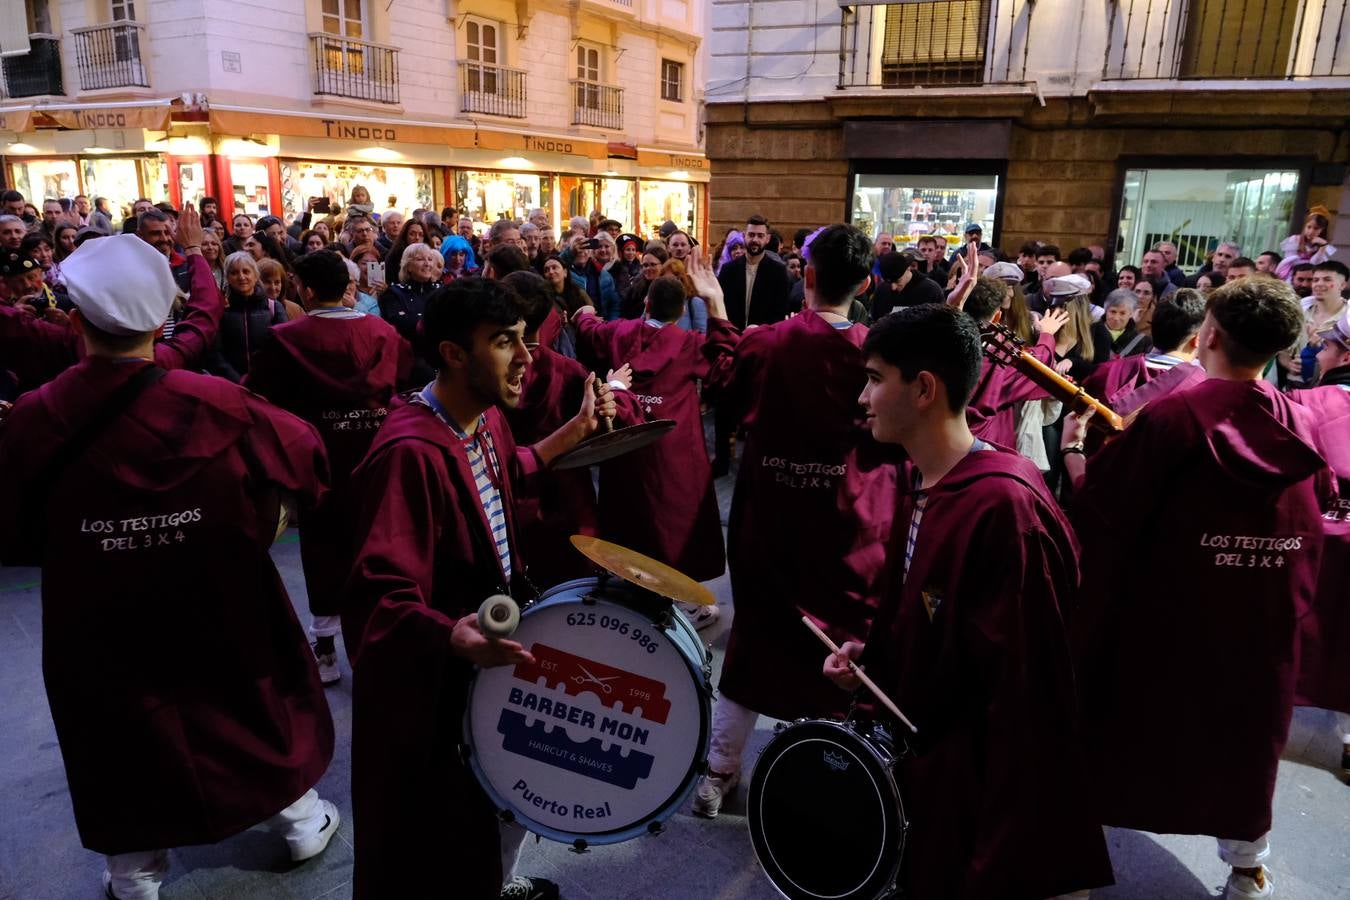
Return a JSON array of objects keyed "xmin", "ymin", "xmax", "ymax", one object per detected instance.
[{"xmin": 1010, "ymin": 351, "xmax": 1125, "ymax": 434}]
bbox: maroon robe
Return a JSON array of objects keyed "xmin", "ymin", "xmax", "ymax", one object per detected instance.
[
  {"xmin": 1073, "ymin": 378, "xmax": 1330, "ymax": 840},
  {"xmin": 859, "ymin": 447, "xmax": 1113, "ymax": 899},
  {"xmin": 966, "ymin": 333, "xmax": 1055, "ymax": 447},
  {"xmin": 244, "ymin": 311, "xmax": 412, "ymax": 620},
  {"xmin": 574, "ymin": 313, "xmax": 726, "ymax": 581},
  {"xmin": 0, "ymin": 254, "xmax": 223, "ymax": 393},
  {"xmin": 1291, "ymin": 384, "xmax": 1350, "ymax": 714},
  {"xmin": 344, "ymin": 401, "xmax": 541, "ymax": 898},
  {"xmin": 0, "ymin": 357, "xmax": 333, "ymax": 854},
  {"xmin": 1081, "ymin": 354, "xmax": 1151, "ymax": 406},
  {"xmin": 502, "ymin": 345, "xmax": 601, "ymax": 586},
  {"xmin": 702, "ymin": 311, "xmax": 900, "ymax": 719}
]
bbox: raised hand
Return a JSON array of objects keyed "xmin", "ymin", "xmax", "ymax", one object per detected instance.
[
  {"xmin": 686, "ymin": 247, "xmax": 727, "ymax": 321},
  {"xmin": 177, "ymin": 203, "xmax": 204, "ymax": 252}
]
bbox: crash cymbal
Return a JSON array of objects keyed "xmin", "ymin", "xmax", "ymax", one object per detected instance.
[
  {"xmin": 551, "ymin": 419, "xmax": 677, "ymax": 470},
  {"xmin": 570, "ymin": 535, "xmax": 716, "ymax": 607}
]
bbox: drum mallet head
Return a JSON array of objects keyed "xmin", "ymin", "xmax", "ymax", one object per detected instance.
[{"xmin": 478, "ymin": 594, "xmax": 521, "ymax": 638}]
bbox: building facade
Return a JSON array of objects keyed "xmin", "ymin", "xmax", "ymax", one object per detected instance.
[
  {"xmin": 706, "ymin": 0, "xmax": 1350, "ymax": 268},
  {"xmin": 0, "ymin": 0, "xmax": 709, "ymax": 237}
]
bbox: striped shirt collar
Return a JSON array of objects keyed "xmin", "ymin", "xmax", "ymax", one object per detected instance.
[{"xmin": 308, "ymin": 306, "xmax": 365, "ymax": 319}]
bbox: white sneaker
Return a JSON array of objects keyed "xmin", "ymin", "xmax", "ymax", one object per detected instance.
[
  {"xmin": 679, "ymin": 602, "xmax": 721, "ymax": 632},
  {"xmin": 314, "ymin": 646, "xmax": 340, "ymax": 685},
  {"xmin": 691, "ymin": 769, "xmax": 739, "ymax": 818},
  {"xmin": 287, "ymin": 799, "xmax": 341, "ymax": 862},
  {"xmin": 1224, "ymin": 867, "xmax": 1273, "ymax": 899}
]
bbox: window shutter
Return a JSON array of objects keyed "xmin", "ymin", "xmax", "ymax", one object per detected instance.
[{"xmin": 882, "ymin": 0, "xmax": 988, "ymax": 65}]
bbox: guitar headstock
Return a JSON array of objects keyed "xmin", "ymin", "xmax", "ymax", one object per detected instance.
[{"xmin": 980, "ymin": 320, "xmax": 1025, "ymax": 367}]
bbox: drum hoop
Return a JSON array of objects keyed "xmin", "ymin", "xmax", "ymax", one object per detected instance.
[
  {"xmin": 463, "ymin": 580, "xmax": 712, "ymax": 844},
  {"xmin": 748, "ymin": 720, "xmax": 905, "ymax": 900}
]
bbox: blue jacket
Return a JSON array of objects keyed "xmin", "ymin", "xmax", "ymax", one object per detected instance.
[{"xmin": 569, "ymin": 263, "xmax": 621, "ymax": 320}]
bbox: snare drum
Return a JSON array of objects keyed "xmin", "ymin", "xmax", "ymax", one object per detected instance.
[
  {"xmin": 464, "ymin": 577, "xmax": 712, "ymax": 848},
  {"xmin": 748, "ymin": 719, "xmax": 907, "ymax": 900}
]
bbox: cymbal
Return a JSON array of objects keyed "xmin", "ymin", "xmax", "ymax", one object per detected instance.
[
  {"xmin": 570, "ymin": 535, "xmax": 716, "ymax": 607},
  {"xmin": 551, "ymin": 419, "xmax": 677, "ymax": 470}
]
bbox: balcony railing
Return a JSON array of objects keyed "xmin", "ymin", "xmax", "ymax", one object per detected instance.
[
  {"xmin": 71, "ymin": 22, "xmax": 148, "ymax": 91},
  {"xmin": 570, "ymin": 80, "xmax": 623, "ymax": 129},
  {"xmin": 309, "ymin": 33, "xmax": 400, "ymax": 104},
  {"xmin": 0, "ymin": 35, "xmax": 64, "ymax": 98},
  {"xmin": 838, "ymin": 0, "xmax": 1028, "ymax": 88},
  {"xmin": 459, "ymin": 62, "xmax": 527, "ymax": 118},
  {"xmin": 1103, "ymin": 0, "xmax": 1350, "ymax": 79}
]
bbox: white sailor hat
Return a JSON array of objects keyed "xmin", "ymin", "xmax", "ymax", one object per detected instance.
[
  {"xmin": 62, "ymin": 234, "xmax": 178, "ymax": 335},
  {"xmin": 982, "ymin": 261, "xmax": 1023, "ymax": 283},
  {"xmin": 1317, "ymin": 308, "xmax": 1350, "ymax": 348},
  {"xmin": 1043, "ymin": 273, "xmax": 1094, "ymax": 297}
]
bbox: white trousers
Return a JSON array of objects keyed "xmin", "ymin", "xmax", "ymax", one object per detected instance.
[
  {"xmin": 310, "ymin": 614, "xmax": 342, "ymax": 640},
  {"xmin": 706, "ymin": 694, "xmax": 760, "ymax": 775},
  {"xmin": 500, "ymin": 819, "xmax": 527, "ymax": 884},
  {"xmin": 104, "ymin": 789, "xmax": 330, "ymax": 900},
  {"xmin": 1217, "ymin": 833, "xmax": 1271, "ymax": 870}
]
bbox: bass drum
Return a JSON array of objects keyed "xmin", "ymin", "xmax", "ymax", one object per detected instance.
[
  {"xmin": 465, "ymin": 577, "xmax": 712, "ymax": 848},
  {"xmin": 748, "ymin": 719, "xmax": 907, "ymax": 900}
]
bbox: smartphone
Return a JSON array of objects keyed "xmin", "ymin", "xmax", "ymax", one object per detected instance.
[
  {"xmin": 366, "ymin": 260, "xmax": 386, "ymax": 285},
  {"xmin": 312, "ymin": 197, "xmax": 331, "ymax": 214}
]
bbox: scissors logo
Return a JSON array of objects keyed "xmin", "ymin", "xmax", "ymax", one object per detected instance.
[{"xmin": 572, "ymin": 664, "xmax": 619, "ymax": 694}]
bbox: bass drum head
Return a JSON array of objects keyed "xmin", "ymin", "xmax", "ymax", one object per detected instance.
[
  {"xmin": 466, "ymin": 579, "xmax": 710, "ymax": 844},
  {"xmin": 749, "ymin": 720, "xmax": 904, "ymax": 900}
]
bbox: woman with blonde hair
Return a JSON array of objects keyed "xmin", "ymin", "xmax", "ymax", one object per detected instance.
[
  {"xmin": 1277, "ymin": 206, "xmax": 1337, "ymax": 279},
  {"xmin": 1052, "ymin": 291, "xmax": 1107, "ymax": 382},
  {"xmin": 205, "ymin": 251, "xmax": 289, "ymax": 382},
  {"xmin": 200, "ymin": 230, "xmax": 228, "ymax": 293}
]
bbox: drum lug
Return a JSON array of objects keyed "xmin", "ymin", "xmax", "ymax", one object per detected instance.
[
  {"xmin": 647, "ymin": 821, "xmax": 665, "ymax": 837},
  {"xmin": 569, "ymin": 839, "xmax": 589, "ymax": 854},
  {"xmin": 498, "ymin": 809, "xmax": 516, "ymax": 824}
]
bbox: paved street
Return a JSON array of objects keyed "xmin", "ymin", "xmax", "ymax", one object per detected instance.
[{"xmin": 2, "ymin": 467, "xmax": 1349, "ymax": 900}]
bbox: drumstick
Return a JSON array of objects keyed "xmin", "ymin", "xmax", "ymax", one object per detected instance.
[
  {"xmin": 593, "ymin": 377, "xmax": 614, "ymax": 434},
  {"xmin": 802, "ymin": 616, "xmax": 917, "ymax": 734}
]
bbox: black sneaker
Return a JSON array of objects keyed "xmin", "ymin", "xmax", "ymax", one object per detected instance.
[{"xmin": 501, "ymin": 876, "xmax": 560, "ymax": 900}]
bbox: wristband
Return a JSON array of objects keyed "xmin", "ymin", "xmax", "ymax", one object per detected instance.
[
  {"xmin": 1062, "ymin": 444, "xmax": 1085, "ymax": 456},
  {"xmin": 607, "ymin": 380, "xmax": 628, "ymax": 392}
]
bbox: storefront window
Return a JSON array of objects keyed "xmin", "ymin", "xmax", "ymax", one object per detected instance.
[
  {"xmin": 456, "ymin": 170, "xmax": 550, "ymax": 229},
  {"xmin": 850, "ymin": 173, "xmax": 998, "ymax": 251},
  {"xmin": 559, "ymin": 176, "xmax": 635, "ymax": 230},
  {"xmin": 1117, "ymin": 167, "xmax": 1300, "ymax": 272},
  {"xmin": 280, "ymin": 160, "xmax": 435, "ymax": 223},
  {"xmin": 83, "ymin": 158, "xmax": 143, "ymax": 222},
  {"xmin": 639, "ymin": 179, "xmax": 699, "ymax": 241},
  {"xmin": 229, "ymin": 161, "xmax": 273, "ymax": 217},
  {"xmin": 175, "ymin": 161, "xmax": 207, "ymax": 211},
  {"xmin": 140, "ymin": 156, "xmax": 168, "ymax": 203},
  {"xmin": 10, "ymin": 158, "xmax": 80, "ymax": 204}
]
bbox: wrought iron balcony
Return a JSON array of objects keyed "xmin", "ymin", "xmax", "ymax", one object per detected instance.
[
  {"xmin": 309, "ymin": 33, "xmax": 400, "ymax": 104},
  {"xmin": 459, "ymin": 62, "xmax": 527, "ymax": 118},
  {"xmin": 0, "ymin": 35, "xmax": 64, "ymax": 98},
  {"xmin": 570, "ymin": 79, "xmax": 623, "ymax": 129},
  {"xmin": 1103, "ymin": 0, "xmax": 1350, "ymax": 80},
  {"xmin": 71, "ymin": 22, "xmax": 148, "ymax": 91},
  {"xmin": 838, "ymin": 0, "xmax": 1027, "ymax": 88}
]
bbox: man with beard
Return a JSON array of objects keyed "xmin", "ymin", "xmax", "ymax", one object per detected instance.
[
  {"xmin": 344, "ymin": 277, "xmax": 615, "ymax": 900},
  {"xmin": 1290, "ymin": 263, "xmax": 1315, "ymax": 299}
]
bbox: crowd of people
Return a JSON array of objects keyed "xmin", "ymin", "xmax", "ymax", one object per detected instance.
[{"xmin": 0, "ymin": 183, "xmax": 1346, "ymax": 900}]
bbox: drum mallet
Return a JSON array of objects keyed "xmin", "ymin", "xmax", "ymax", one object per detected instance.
[
  {"xmin": 803, "ymin": 616, "xmax": 917, "ymax": 734},
  {"xmin": 478, "ymin": 594, "xmax": 521, "ymax": 638}
]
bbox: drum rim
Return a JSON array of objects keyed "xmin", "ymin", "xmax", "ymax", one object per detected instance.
[
  {"xmin": 464, "ymin": 579, "xmax": 712, "ymax": 844},
  {"xmin": 747, "ymin": 719, "xmax": 904, "ymax": 900}
]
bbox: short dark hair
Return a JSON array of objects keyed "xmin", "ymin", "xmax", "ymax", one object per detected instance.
[
  {"xmin": 20, "ymin": 233, "xmax": 52, "ymax": 254},
  {"xmin": 793, "ymin": 227, "xmax": 813, "ymax": 249},
  {"xmin": 1067, "ymin": 247, "xmax": 1093, "ymax": 266},
  {"xmin": 745, "ymin": 214, "xmax": 769, "ymax": 230},
  {"xmin": 1149, "ymin": 291, "xmax": 1207, "ymax": 353},
  {"xmin": 964, "ymin": 276, "xmax": 1007, "ymax": 323},
  {"xmin": 863, "ymin": 305, "xmax": 983, "ymax": 413},
  {"xmin": 1118, "ymin": 265, "xmax": 1142, "ymax": 282},
  {"xmin": 292, "ymin": 250, "xmax": 350, "ymax": 303},
  {"xmin": 501, "ymin": 270, "xmax": 554, "ymax": 334},
  {"xmin": 1313, "ymin": 259, "xmax": 1349, "ymax": 279},
  {"xmin": 1037, "ymin": 245, "xmax": 1061, "ymax": 260},
  {"xmin": 648, "ymin": 276, "xmax": 687, "ymax": 323},
  {"xmin": 1205, "ymin": 277, "xmax": 1304, "ymax": 368},
  {"xmin": 420, "ymin": 277, "xmax": 522, "ymax": 368},
  {"xmin": 1018, "ymin": 241, "xmax": 1041, "ymax": 257},
  {"xmin": 485, "ymin": 244, "xmax": 530, "ymax": 277},
  {"xmin": 1291, "ymin": 262, "xmax": 1315, "ymax": 276},
  {"xmin": 1257, "ymin": 251, "xmax": 1281, "ymax": 266},
  {"xmin": 1229, "ymin": 256, "xmax": 1257, "ymax": 270},
  {"xmin": 137, "ymin": 208, "xmax": 171, "ymax": 231},
  {"xmin": 808, "ymin": 224, "xmax": 874, "ymax": 305},
  {"xmin": 199, "ymin": 196, "xmax": 219, "ymax": 210},
  {"xmin": 441, "ymin": 207, "xmax": 457, "ymax": 219},
  {"xmin": 1, "ymin": 190, "xmax": 23, "ymax": 203}
]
